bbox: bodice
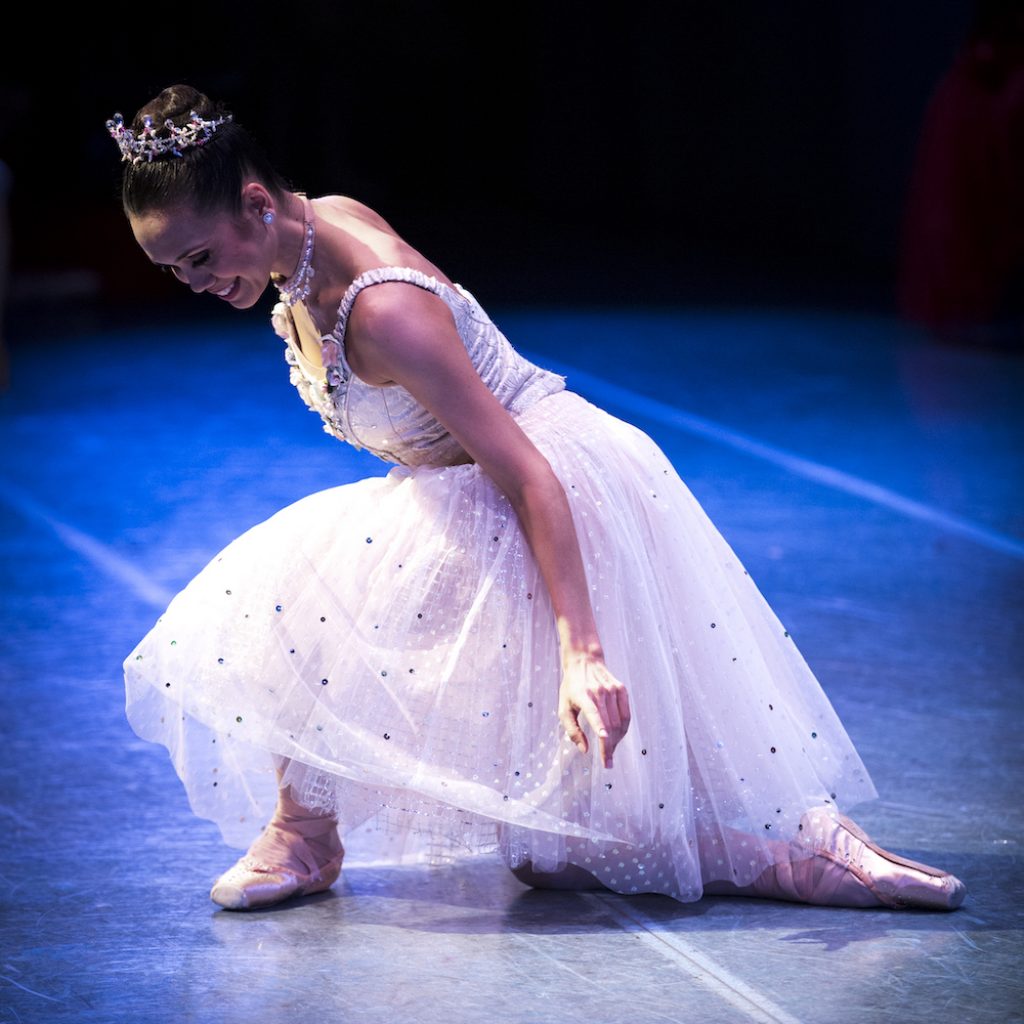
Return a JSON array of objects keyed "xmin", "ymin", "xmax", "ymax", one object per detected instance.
[{"xmin": 272, "ymin": 266, "xmax": 565, "ymax": 466}]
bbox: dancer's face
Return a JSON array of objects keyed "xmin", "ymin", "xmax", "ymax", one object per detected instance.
[{"xmin": 129, "ymin": 200, "xmax": 273, "ymax": 309}]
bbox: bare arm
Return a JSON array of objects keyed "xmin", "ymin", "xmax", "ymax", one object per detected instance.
[{"xmin": 346, "ymin": 284, "xmax": 631, "ymax": 767}]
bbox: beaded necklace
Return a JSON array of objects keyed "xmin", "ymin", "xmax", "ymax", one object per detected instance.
[{"xmin": 275, "ymin": 198, "xmax": 316, "ymax": 307}]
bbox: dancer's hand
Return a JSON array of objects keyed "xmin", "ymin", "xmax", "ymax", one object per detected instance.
[{"xmin": 558, "ymin": 654, "xmax": 631, "ymax": 769}]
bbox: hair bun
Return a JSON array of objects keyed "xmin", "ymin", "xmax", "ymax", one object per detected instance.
[{"xmin": 131, "ymin": 84, "xmax": 226, "ymax": 132}]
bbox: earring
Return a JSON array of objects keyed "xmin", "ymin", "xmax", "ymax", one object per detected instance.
[{"xmin": 262, "ymin": 211, "xmax": 276, "ymax": 225}]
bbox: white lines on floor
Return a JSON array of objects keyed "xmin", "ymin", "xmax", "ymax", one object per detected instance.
[
  {"xmin": 0, "ymin": 974, "xmax": 63, "ymax": 1004},
  {"xmin": 535, "ymin": 358, "xmax": 1024, "ymax": 561},
  {"xmin": 584, "ymin": 894, "xmax": 804, "ymax": 1024},
  {"xmin": 0, "ymin": 479, "xmax": 173, "ymax": 609}
]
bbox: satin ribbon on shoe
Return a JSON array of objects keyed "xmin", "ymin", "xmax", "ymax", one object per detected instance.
[{"xmin": 210, "ymin": 817, "xmax": 345, "ymax": 911}]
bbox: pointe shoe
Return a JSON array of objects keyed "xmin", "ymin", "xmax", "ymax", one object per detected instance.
[
  {"xmin": 799, "ymin": 809, "xmax": 967, "ymax": 911},
  {"xmin": 210, "ymin": 817, "xmax": 345, "ymax": 911},
  {"xmin": 705, "ymin": 843, "xmax": 887, "ymax": 908},
  {"xmin": 705, "ymin": 809, "xmax": 966, "ymax": 911}
]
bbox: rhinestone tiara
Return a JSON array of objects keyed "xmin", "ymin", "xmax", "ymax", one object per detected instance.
[{"xmin": 106, "ymin": 110, "xmax": 232, "ymax": 166}]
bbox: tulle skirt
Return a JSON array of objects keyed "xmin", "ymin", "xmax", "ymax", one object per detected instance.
[{"xmin": 124, "ymin": 390, "xmax": 876, "ymax": 901}]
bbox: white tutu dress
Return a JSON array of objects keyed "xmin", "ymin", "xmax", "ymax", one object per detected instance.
[{"xmin": 124, "ymin": 266, "xmax": 877, "ymax": 901}]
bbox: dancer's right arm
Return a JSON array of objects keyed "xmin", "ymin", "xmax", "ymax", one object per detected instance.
[{"xmin": 344, "ymin": 283, "xmax": 632, "ymax": 768}]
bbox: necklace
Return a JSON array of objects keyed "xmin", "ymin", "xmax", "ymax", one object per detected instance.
[{"xmin": 276, "ymin": 198, "xmax": 316, "ymax": 307}]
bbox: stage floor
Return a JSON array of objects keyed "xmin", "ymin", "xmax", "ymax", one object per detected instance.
[{"xmin": 1, "ymin": 302, "xmax": 1021, "ymax": 1024}]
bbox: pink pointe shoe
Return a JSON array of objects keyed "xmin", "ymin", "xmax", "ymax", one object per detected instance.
[
  {"xmin": 210, "ymin": 816, "xmax": 345, "ymax": 911},
  {"xmin": 707, "ymin": 808, "xmax": 966, "ymax": 911},
  {"xmin": 803, "ymin": 809, "xmax": 967, "ymax": 910}
]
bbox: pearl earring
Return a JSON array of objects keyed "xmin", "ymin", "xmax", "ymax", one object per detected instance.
[{"xmin": 262, "ymin": 211, "xmax": 275, "ymax": 225}]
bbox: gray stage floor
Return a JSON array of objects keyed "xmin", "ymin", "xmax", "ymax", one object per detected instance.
[{"xmin": 1, "ymin": 303, "xmax": 1021, "ymax": 1023}]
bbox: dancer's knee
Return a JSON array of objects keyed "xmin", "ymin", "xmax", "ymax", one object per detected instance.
[{"xmin": 509, "ymin": 861, "xmax": 607, "ymax": 891}]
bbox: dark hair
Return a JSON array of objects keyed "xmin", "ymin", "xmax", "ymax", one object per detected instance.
[{"xmin": 120, "ymin": 84, "xmax": 292, "ymax": 218}]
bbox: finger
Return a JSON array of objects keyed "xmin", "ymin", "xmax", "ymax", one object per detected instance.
[
  {"xmin": 579, "ymin": 697, "xmax": 609, "ymax": 745},
  {"xmin": 579, "ymin": 699, "xmax": 615, "ymax": 767},
  {"xmin": 616, "ymin": 686, "xmax": 631, "ymax": 730},
  {"xmin": 559, "ymin": 707, "xmax": 588, "ymax": 755},
  {"xmin": 598, "ymin": 731, "xmax": 613, "ymax": 770},
  {"xmin": 601, "ymin": 724, "xmax": 626, "ymax": 768},
  {"xmin": 603, "ymin": 712, "xmax": 627, "ymax": 767},
  {"xmin": 600, "ymin": 687, "xmax": 622, "ymax": 732}
]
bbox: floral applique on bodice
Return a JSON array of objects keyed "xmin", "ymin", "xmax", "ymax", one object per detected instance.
[{"xmin": 272, "ymin": 267, "xmax": 566, "ymax": 467}]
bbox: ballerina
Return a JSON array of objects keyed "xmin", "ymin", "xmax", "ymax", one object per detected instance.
[{"xmin": 110, "ymin": 85, "xmax": 965, "ymax": 912}]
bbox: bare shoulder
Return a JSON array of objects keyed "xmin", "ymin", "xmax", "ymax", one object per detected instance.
[
  {"xmin": 349, "ymin": 281, "xmax": 456, "ymax": 364},
  {"xmin": 312, "ymin": 194, "xmax": 399, "ymax": 234},
  {"xmin": 346, "ymin": 279, "xmax": 473, "ymax": 388},
  {"xmin": 313, "ymin": 193, "xmax": 458, "ymax": 290}
]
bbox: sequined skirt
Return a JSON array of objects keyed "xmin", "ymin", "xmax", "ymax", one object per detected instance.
[{"xmin": 123, "ymin": 390, "xmax": 876, "ymax": 900}]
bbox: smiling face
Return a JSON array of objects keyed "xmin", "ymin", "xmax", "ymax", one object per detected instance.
[{"xmin": 128, "ymin": 201, "xmax": 275, "ymax": 308}]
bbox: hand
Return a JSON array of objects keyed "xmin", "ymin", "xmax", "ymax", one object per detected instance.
[{"xmin": 558, "ymin": 653, "xmax": 631, "ymax": 769}]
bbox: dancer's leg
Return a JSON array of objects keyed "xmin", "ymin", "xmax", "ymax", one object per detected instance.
[{"xmin": 209, "ymin": 755, "xmax": 345, "ymax": 911}]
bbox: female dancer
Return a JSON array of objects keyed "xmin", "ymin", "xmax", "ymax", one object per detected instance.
[{"xmin": 111, "ymin": 85, "xmax": 965, "ymax": 912}]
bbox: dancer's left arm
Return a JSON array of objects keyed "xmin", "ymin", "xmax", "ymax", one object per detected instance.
[{"xmin": 346, "ymin": 285, "xmax": 631, "ymax": 768}]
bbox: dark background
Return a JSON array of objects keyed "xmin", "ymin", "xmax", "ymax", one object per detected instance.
[{"xmin": 2, "ymin": 2, "xmax": 973, "ymax": 331}]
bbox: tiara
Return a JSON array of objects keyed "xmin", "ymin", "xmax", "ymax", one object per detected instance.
[{"xmin": 106, "ymin": 110, "xmax": 232, "ymax": 165}]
